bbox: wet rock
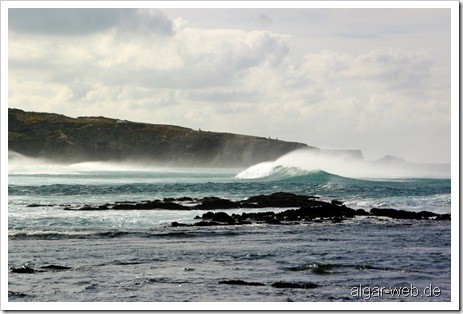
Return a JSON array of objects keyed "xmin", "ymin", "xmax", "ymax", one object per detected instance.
[
  {"xmin": 201, "ymin": 211, "xmax": 234, "ymax": 223},
  {"xmin": 271, "ymin": 282, "xmax": 319, "ymax": 289},
  {"xmin": 82, "ymin": 206, "xmax": 102, "ymax": 211},
  {"xmin": 355, "ymin": 208, "xmax": 369, "ymax": 216},
  {"xmin": 196, "ymin": 197, "xmax": 238, "ymax": 210},
  {"xmin": 10, "ymin": 265, "xmax": 37, "ymax": 274},
  {"xmin": 331, "ymin": 200, "xmax": 344, "ymax": 206},
  {"xmin": 194, "ymin": 220, "xmax": 223, "ymax": 226},
  {"xmin": 370, "ymin": 208, "xmax": 447, "ymax": 220},
  {"xmin": 27, "ymin": 204, "xmax": 53, "ymax": 207},
  {"xmin": 436, "ymin": 214, "xmax": 451, "ymax": 221},
  {"xmin": 112, "ymin": 201, "xmax": 189, "ymax": 210},
  {"xmin": 8, "ymin": 291, "xmax": 28, "ymax": 298},
  {"xmin": 218, "ymin": 280, "xmax": 265, "ymax": 286},
  {"xmin": 171, "ymin": 221, "xmax": 191, "ymax": 227},
  {"xmin": 177, "ymin": 197, "xmax": 193, "ymax": 202},
  {"xmin": 40, "ymin": 265, "xmax": 71, "ymax": 271},
  {"xmin": 242, "ymin": 192, "xmax": 321, "ymax": 208}
]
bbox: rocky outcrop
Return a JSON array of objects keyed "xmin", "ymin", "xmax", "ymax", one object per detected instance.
[
  {"xmin": 58, "ymin": 192, "xmax": 450, "ymax": 223},
  {"xmin": 8, "ymin": 108, "xmax": 314, "ymax": 166}
]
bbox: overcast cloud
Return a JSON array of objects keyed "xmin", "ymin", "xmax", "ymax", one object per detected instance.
[{"xmin": 8, "ymin": 7, "xmax": 451, "ymax": 163}]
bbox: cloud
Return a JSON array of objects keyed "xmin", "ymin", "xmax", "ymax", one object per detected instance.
[
  {"xmin": 344, "ymin": 49, "xmax": 434, "ymax": 90},
  {"xmin": 9, "ymin": 8, "xmax": 175, "ymax": 36},
  {"xmin": 7, "ymin": 8, "xmax": 451, "ymax": 163}
]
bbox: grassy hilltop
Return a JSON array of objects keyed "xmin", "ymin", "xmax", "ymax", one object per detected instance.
[{"xmin": 8, "ymin": 108, "xmax": 314, "ymax": 166}]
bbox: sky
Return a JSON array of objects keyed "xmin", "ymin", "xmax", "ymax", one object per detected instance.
[{"xmin": 7, "ymin": 5, "xmax": 452, "ymax": 163}]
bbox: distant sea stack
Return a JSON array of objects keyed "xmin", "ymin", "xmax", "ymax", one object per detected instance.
[{"xmin": 8, "ymin": 108, "xmax": 316, "ymax": 166}]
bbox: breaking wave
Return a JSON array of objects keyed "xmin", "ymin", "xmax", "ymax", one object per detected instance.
[{"xmin": 235, "ymin": 149, "xmax": 449, "ymax": 180}]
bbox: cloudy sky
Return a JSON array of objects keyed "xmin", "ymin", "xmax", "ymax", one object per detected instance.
[{"xmin": 8, "ymin": 6, "xmax": 452, "ymax": 163}]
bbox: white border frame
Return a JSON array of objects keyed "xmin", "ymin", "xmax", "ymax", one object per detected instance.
[{"xmin": 1, "ymin": 1, "xmax": 459, "ymax": 311}]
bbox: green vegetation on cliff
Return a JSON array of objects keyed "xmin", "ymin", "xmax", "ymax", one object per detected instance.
[{"xmin": 8, "ymin": 108, "xmax": 315, "ymax": 166}]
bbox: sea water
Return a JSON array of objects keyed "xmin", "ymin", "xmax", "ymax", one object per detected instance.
[{"xmin": 7, "ymin": 156, "xmax": 451, "ymax": 302}]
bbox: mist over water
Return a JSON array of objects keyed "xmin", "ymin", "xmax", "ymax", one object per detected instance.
[
  {"xmin": 8, "ymin": 151, "xmax": 187, "ymax": 175},
  {"xmin": 235, "ymin": 149, "xmax": 450, "ymax": 180},
  {"xmin": 9, "ymin": 149, "xmax": 450, "ymax": 179}
]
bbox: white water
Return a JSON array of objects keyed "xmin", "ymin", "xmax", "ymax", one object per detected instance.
[{"xmin": 236, "ymin": 149, "xmax": 450, "ymax": 179}]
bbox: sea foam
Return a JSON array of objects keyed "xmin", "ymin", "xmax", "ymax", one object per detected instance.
[{"xmin": 235, "ymin": 149, "xmax": 450, "ymax": 180}]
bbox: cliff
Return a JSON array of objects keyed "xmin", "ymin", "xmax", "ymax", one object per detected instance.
[{"xmin": 8, "ymin": 108, "xmax": 315, "ymax": 166}]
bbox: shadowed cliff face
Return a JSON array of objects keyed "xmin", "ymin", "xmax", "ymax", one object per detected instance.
[{"xmin": 8, "ymin": 108, "xmax": 315, "ymax": 166}]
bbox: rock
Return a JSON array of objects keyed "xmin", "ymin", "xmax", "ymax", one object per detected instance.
[
  {"xmin": 243, "ymin": 192, "xmax": 322, "ymax": 208},
  {"xmin": 218, "ymin": 280, "xmax": 265, "ymax": 286},
  {"xmin": 196, "ymin": 198, "xmax": 238, "ymax": 210},
  {"xmin": 435, "ymin": 214, "xmax": 451, "ymax": 221},
  {"xmin": 201, "ymin": 211, "xmax": 234, "ymax": 223},
  {"xmin": 194, "ymin": 221, "xmax": 223, "ymax": 226},
  {"xmin": 331, "ymin": 200, "xmax": 344, "ymax": 206},
  {"xmin": 27, "ymin": 204, "xmax": 53, "ymax": 207},
  {"xmin": 370, "ymin": 208, "xmax": 447, "ymax": 220},
  {"xmin": 112, "ymin": 201, "xmax": 189, "ymax": 210},
  {"xmin": 271, "ymin": 282, "xmax": 319, "ymax": 289},
  {"xmin": 177, "ymin": 197, "xmax": 193, "ymax": 202},
  {"xmin": 10, "ymin": 265, "xmax": 36, "ymax": 274},
  {"xmin": 40, "ymin": 265, "xmax": 71, "ymax": 271},
  {"xmin": 171, "ymin": 221, "xmax": 190, "ymax": 227},
  {"xmin": 8, "ymin": 291, "xmax": 28, "ymax": 298}
]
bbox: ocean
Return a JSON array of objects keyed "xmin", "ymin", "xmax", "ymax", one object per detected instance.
[{"xmin": 7, "ymin": 153, "xmax": 451, "ymax": 304}]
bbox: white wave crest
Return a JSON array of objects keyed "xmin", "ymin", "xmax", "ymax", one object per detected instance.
[{"xmin": 235, "ymin": 149, "xmax": 450, "ymax": 180}]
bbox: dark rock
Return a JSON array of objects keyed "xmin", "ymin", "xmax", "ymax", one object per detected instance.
[
  {"xmin": 10, "ymin": 265, "xmax": 36, "ymax": 274},
  {"xmin": 40, "ymin": 265, "xmax": 71, "ymax": 271},
  {"xmin": 436, "ymin": 214, "xmax": 451, "ymax": 221},
  {"xmin": 163, "ymin": 197, "xmax": 176, "ymax": 202},
  {"xmin": 112, "ymin": 201, "xmax": 189, "ymax": 210},
  {"xmin": 201, "ymin": 211, "xmax": 234, "ymax": 223},
  {"xmin": 355, "ymin": 208, "xmax": 369, "ymax": 216},
  {"xmin": 177, "ymin": 197, "xmax": 193, "ymax": 202},
  {"xmin": 271, "ymin": 282, "xmax": 319, "ymax": 289},
  {"xmin": 196, "ymin": 197, "xmax": 238, "ymax": 210},
  {"xmin": 289, "ymin": 204, "xmax": 356, "ymax": 220},
  {"xmin": 331, "ymin": 200, "xmax": 344, "ymax": 206},
  {"xmin": 8, "ymin": 291, "xmax": 28, "ymax": 298},
  {"xmin": 370, "ymin": 207, "xmax": 446, "ymax": 220},
  {"xmin": 27, "ymin": 204, "xmax": 53, "ymax": 207},
  {"xmin": 194, "ymin": 220, "xmax": 223, "ymax": 226},
  {"xmin": 171, "ymin": 221, "xmax": 190, "ymax": 227},
  {"xmin": 243, "ymin": 192, "xmax": 322, "ymax": 208},
  {"xmin": 218, "ymin": 280, "xmax": 265, "ymax": 286},
  {"xmin": 79, "ymin": 206, "xmax": 99, "ymax": 211}
]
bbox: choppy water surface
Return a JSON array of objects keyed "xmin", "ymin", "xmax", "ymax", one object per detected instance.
[{"xmin": 8, "ymin": 160, "xmax": 451, "ymax": 302}]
